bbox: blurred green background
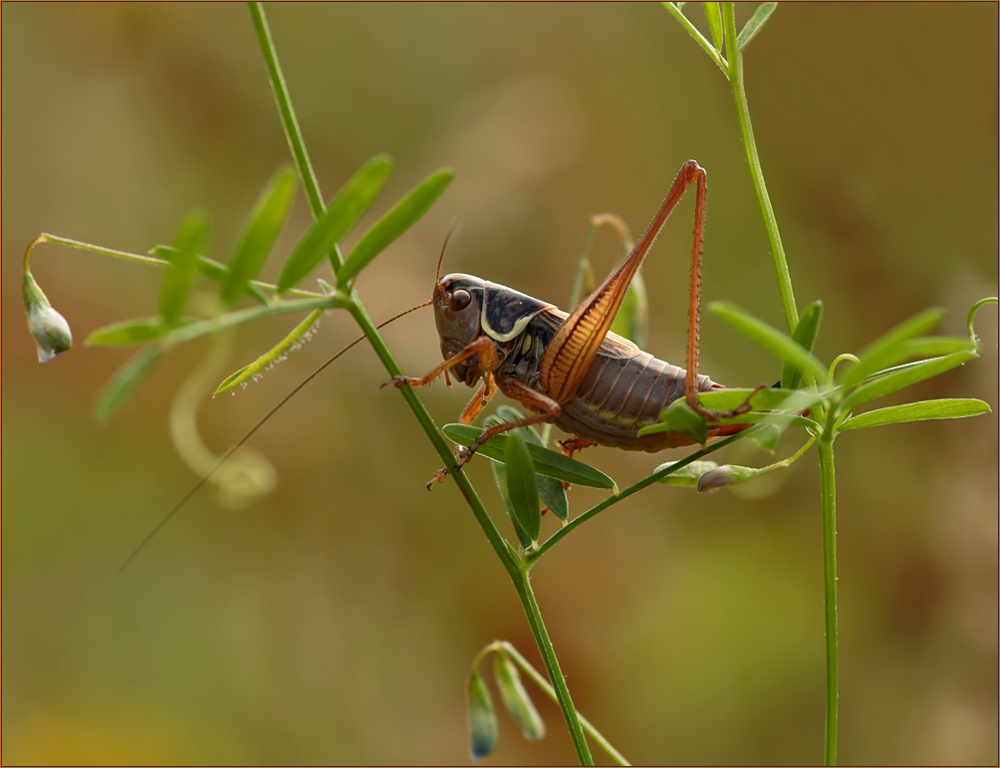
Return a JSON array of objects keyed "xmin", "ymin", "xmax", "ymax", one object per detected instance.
[{"xmin": 3, "ymin": 3, "xmax": 997, "ymax": 764}]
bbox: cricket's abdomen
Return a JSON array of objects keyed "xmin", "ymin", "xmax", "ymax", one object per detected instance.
[{"xmin": 554, "ymin": 347, "xmax": 722, "ymax": 451}]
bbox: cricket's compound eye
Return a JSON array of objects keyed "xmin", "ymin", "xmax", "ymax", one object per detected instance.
[{"xmin": 449, "ymin": 289, "xmax": 471, "ymax": 312}]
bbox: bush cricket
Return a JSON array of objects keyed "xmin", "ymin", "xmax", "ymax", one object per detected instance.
[{"xmin": 388, "ymin": 160, "xmax": 762, "ymax": 487}]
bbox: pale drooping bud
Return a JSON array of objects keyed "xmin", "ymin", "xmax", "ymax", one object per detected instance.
[{"xmin": 24, "ymin": 272, "xmax": 72, "ymax": 363}]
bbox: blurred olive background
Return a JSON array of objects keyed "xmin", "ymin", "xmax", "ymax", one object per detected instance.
[{"xmin": 3, "ymin": 3, "xmax": 997, "ymax": 765}]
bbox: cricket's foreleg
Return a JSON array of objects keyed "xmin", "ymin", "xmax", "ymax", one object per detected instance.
[
  {"xmin": 454, "ymin": 380, "xmax": 561, "ymax": 467},
  {"xmin": 458, "ymin": 373, "xmax": 498, "ymax": 425},
  {"xmin": 424, "ymin": 380, "xmax": 559, "ymax": 491},
  {"xmin": 383, "ymin": 336, "xmax": 499, "ymax": 390}
]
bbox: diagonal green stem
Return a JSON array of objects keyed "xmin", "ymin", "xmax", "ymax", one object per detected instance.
[
  {"xmin": 248, "ymin": 4, "xmax": 593, "ymax": 762},
  {"xmin": 529, "ymin": 426, "xmax": 760, "ymax": 564}
]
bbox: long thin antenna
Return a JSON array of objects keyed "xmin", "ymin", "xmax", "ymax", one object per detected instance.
[
  {"xmin": 119, "ymin": 300, "xmax": 432, "ymax": 571},
  {"xmin": 435, "ymin": 219, "xmax": 461, "ymax": 286}
]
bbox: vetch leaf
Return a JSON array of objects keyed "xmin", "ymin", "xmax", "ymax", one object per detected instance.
[
  {"xmin": 276, "ymin": 154, "xmax": 393, "ymax": 293},
  {"xmin": 214, "ymin": 309, "xmax": 323, "ymax": 395},
  {"xmin": 655, "ymin": 399, "xmax": 707, "ymax": 445},
  {"xmin": 710, "ymin": 301, "xmax": 830, "ymax": 385},
  {"xmin": 697, "ymin": 386, "xmax": 823, "ymax": 413},
  {"xmin": 493, "ymin": 407, "xmax": 568, "ymax": 520},
  {"xmin": 839, "ymin": 398, "xmax": 990, "ymax": 432},
  {"xmin": 702, "ymin": 2, "xmax": 724, "ymax": 50},
  {"xmin": 159, "ymin": 212, "xmax": 209, "ymax": 326},
  {"xmin": 654, "ymin": 459, "xmax": 719, "ymax": 487},
  {"xmin": 837, "ymin": 308, "xmax": 946, "ymax": 390},
  {"xmin": 781, "ymin": 300, "xmax": 823, "ymax": 390},
  {"xmin": 491, "ymin": 460, "xmax": 534, "ymax": 549},
  {"xmin": 443, "ymin": 424, "xmax": 616, "ymax": 490},
  {"xmin": 220, "ymin": 166, "xmax": 297, "ymax": 308},
  {"xmin": 503, "ymin": 433, "xmax": 541, "ymax": 545},
  {"xmin": 85, "ymin": 317, "xmax": 170, "ymax": 346},
  {"xmin": 494, "ymin": 650, "xmax": 545, "ymax": 741},
  {"xmin": 94, "ymin": 346, "xmax": 163, "ymax": 424},
  {"xmin": 746, "ymin": 422, "xmax": 781, "ymax": 452},
  {"xmin": 737, "ymin": 2, "xmax": 778, "ymax": 50},
  {"xmin": 842, "ymin": 350, "xmax": 978, "ymax": 411},
  {"xmin": 338, "ymin": 168, "xmax": 455, "ymax": 284},
  {"xmin": 467, "ymin": 670, "xmax": 498, "ymax": 761}
]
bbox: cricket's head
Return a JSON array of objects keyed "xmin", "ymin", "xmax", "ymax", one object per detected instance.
[{"xmin": 433, "ymin": 273, "xmax": 486, "ymax": 384}]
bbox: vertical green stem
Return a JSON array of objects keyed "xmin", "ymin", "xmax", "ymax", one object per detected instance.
[
  {"xmin": 722, "ymin": 4, "xmax": 798, "ymax": 333},
  {"xmin": 514, "ymin": 572, "xmax": 595, "ymax": 766},
  {"xmin": 817, "ymin": 435, "xmax": 838, "ymax": 765}
]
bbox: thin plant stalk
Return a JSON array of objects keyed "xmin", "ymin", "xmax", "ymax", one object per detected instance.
[
  {"xmin": 248, "ymin": 4, "xmax": 593, "ymax": 762},
  {"xmin": 721, "ymin": 4, "xmax": 798, "ymax": 333},
  {"xmin": 720, "ymin": 8, "xmax": 838, "ymax": 761},
  {"xmin": 818, "ymin": 429, "xmax": 839, "ymax": 765}
]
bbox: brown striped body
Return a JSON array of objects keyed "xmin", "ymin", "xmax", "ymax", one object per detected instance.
[{"xmin": 494, "ymin": 308, "xmax": 722, "ymax": 451}]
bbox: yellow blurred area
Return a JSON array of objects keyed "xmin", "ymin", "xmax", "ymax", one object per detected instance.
[{"xmin": 2, "ymin": 3, "xmax": 997, "ymax": 765}]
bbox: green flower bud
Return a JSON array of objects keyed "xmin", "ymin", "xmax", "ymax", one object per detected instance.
[
  {"xmin": 697, "ymin": 464, "xmax": 760, "ymax": 493},
  {"xmin": 23, "ymin": 272, "xmax": 72, "ymax": 363},
  {"xmin": 467, "ymin": 669, "xmax": 499, "ymax": 760}
]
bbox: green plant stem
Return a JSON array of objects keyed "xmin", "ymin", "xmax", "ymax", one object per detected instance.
[
  {"xmin": 817, "ymin": 431, "xmax": 838, "ymax": 765},
  {"xmin": 512, "ymin": 573, "xmax": 594, "ymax": 765},
  {"xmin": 23, "ymin": 234, "xmax": 322, "ymax": 299},
  {"xmin": 248, "ymin": 4, "xmax": 328, "ymax": 230},
  {"xmin": 247, "ymin": 8, "xmax": 594, "ymax": 761},
  {"xmin": 529, "ymin": 426, "xmax": 759, "ymax": 564},
  {"xmin": 722, "ymin": 4, "xmax": 798, "ymax": 334}
]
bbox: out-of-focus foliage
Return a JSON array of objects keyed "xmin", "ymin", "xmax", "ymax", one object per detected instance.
[{"xmin": 2, "ymin": 4, "xmax": 996, "ymax": 764}]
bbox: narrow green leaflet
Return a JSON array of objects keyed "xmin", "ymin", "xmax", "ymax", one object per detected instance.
[
  {"xmin": 503, "ymin": 433, "xmax": 542, "ymax": 545},
  {"xmin": 94, "ymin": 345, "xmax": 163, "ymax": 424},
  {"xmin": 491, "ymin": 460, "xmax": 534, "ymax": 549},
  {"xmin": 220, "ymin": 166, "xmax": 297, "ymax": 308},
  {"xmin": 276, "ymin": 154, "xmax": 393, "ymax": 293},
  {"xmin": 710, "ymin": 301, "xmax": 830, "ymax": 385},
  {"xmin": 697, "ymin": 387, "xmax": 823, "ymax": 413},
  {"xmin": 494, "ymin": 407, "xmax": 569, "ymax": 520},
  {"xmin": 839, "ymin": 398, "xmax": 990, "ymax": 432},
  {"xmin": 737, "ymin": 2, "xmax": 778, "ymax": 50},
  {"xmin": 651, "ymin": 399, "xmax": 708, "ymax": 444},
  {"xmin": 214, "ymin": 309, "xmax": 324, "ymax": 395},
  {"xmin": 494, "ymin": 650, "xmax": 545, "ymax": 741},
  {"xmin": 702, "ymin": 3, "xmax": 724, "ymax": 51},
  {"xmin": 714, "ymin": 411, "xmax": 818, "ymax": 429},
  {"xmin": 159, "ymin": 212, "xmax": 209, "ymax": 326},
  {"xmin": 85, "ymin": 317, "xmax": 170, "ymax": 346},
  {"xmin": 654, "ymin": 459, "xmax": 719, "ymax": 487},
  {"xmin": 781, "ymin": 300, "xmax": 823, "ymax": 390},
  {"xmin": 467, "ymin": 670, "xmax": 499, "ymax": 761},
  {"xmin": 444, "ymin": 424, "xmax": 615, "ymax": 490},
  {"xmin": 338, "ymin": 168, "xmax": 455, "ymax": 284},
  {"xmin": 841, "ymin": 350, "xmax": 978, "ymax": 411},
  {"xmin": 837, "ymin": 307, "xmax": 945, "ymax": 390}
]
